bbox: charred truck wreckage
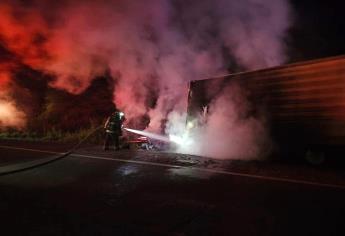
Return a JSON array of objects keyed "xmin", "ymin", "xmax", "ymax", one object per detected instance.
[{"xmin": 185, "ymin": 55, "xmax": 345, "ymax": 163}]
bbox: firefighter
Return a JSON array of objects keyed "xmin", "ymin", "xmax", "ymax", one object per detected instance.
[{"xmin": 103, "ymin": 110, "xmax": 126, "ymax": 151}]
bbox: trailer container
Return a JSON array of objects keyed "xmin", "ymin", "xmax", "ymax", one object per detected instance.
[{"xmin": 187, "ymin": 55, "xmax": 345, "ymax": 162}]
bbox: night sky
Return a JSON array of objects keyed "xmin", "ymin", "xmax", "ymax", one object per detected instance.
[{"xmin": 289, "ymin": 0, "xmax": 345, "ymax": 62}]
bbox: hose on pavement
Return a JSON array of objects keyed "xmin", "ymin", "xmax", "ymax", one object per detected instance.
[{"xmin": 0, "ymin": 126, "xmax": 103, "ymax": 176}]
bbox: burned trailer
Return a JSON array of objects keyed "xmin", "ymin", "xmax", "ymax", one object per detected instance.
[{"xmin": 187, "ymin": 55, "xmax": 345, "ymax": 162}]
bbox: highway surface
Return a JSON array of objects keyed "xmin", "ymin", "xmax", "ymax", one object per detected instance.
[{"xmin": 1, "ymin": 140, "xmax": 345, "ymax": 235}]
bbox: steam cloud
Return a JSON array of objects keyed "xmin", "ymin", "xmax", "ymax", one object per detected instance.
[
  {"xmin": 0, "ymin": 0, "xmax": 292, "ymax": 158},
  {"xmin": 166, "ymin": 84, "xmax": 272, "ymax": 160}
]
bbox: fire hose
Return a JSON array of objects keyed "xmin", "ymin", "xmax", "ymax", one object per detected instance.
[{"xmin": 0, "ymin": 126, "xmax": 103, "ymax": 176}]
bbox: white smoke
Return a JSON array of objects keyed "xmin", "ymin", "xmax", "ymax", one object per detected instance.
[{"xmin": 166, "ymin": 84, "xmax": 272, "ymax": 160}]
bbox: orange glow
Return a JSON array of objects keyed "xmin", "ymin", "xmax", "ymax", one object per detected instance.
[
  {"xmin": 0, "ymin": 98, "xmax": 26, "ymax": 129},
  {"xmin": 0, "ymin": 62, "xmax": 25, "ymax": 128}
]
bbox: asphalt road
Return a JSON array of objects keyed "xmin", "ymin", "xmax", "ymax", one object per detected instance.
[{"xmin": 1, "ymin": 140, "xmax": 345, "ymax": 235}]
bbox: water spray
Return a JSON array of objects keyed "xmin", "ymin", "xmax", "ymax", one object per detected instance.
[
  {"xmin": 124, "ymin": 128, "xmax": 170, "ymax": 143},
  {"xmin": 124, "ymin": 127, "xmax": 192, "ymax": 147}
]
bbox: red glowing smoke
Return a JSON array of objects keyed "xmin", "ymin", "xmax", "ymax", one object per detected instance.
[{"xmin": 0, "ymin": 0, "xmax": 292, "ymax": 133}]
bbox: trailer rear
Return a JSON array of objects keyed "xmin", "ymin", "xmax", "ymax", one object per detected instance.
[{"xmin": 187, "ymin": 55, "xmax": 345, "ymax": 162}]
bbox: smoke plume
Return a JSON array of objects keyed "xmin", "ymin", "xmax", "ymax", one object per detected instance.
[
  {"xmin": 166, "ymin": 84, "xmax": 272, "ymax": 160},
  {"xmin": 0, "ymin": 0, "xmax": 291, "ymax": 158}
]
